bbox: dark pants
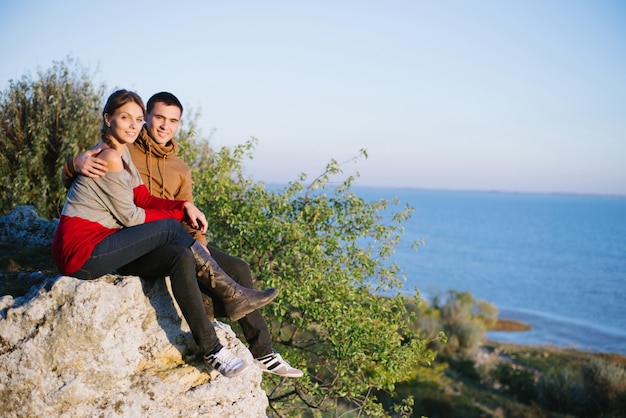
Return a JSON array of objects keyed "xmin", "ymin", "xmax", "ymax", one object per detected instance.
[
  {"xmin": 207, "ymin": 246, "xmax": 273, "ymax": 358},
  {"xmin": 74, "ymin": 219, "xmax": 220, "ymax": 355}
]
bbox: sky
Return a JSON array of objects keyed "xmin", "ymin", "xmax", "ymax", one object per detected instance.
[{"xmin": 1, "ymin": 0, "xmax": 625, "ymax": 196}]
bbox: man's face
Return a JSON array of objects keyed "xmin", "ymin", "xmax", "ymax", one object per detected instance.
[{"xmin": 145, "ymin": 102, "xmax": 182, "ymax": 145}]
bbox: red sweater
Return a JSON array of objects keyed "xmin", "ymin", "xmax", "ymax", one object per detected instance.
[{"xmin": 52, "ymin": 148, "xmax": 187, "ymax": 275}]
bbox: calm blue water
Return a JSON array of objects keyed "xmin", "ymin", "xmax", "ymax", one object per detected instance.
[{"xmin": 355, "ymin": 188, "xmax": 626, "ymax": 355}]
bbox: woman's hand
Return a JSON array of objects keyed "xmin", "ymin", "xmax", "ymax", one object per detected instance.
[{"xmin": 183, "ymin": 202, "xmax": 208, "ymax": 234}]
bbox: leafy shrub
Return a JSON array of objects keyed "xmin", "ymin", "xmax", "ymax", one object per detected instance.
[
  {"xmin": 583, "ymin": 358, "xmax": 626, "ymax": 416},
  {"xmin": 173, "ymin": 106, "xmax": 214, "ymax": 171},
  {"xmin": 421, "ymin": 290, "xmax": 497, "ymax": 361},
  {"xmin": 492, "ymin": 363, "xmax": 536, "ymax": 403},
  {"xmin": 191, "ymin": 141, "xmax": 440, "ymax": 416},
  {"xmin": 414, "ymin": 390, "xmax": 485, "ymax": 418},
  {"xmin": 536, "ymin": 359, "xmax": 626, "ymax": 417},
  {"xmin": 535, "ymin": 367, "xmax": 587, "ymax": 414},
  {"xmin": 0, "ymin": 57, "xmax": 104, "ymax": 219},
  {"xmin": 454, "ymin": 359, "xmax": 480, "ymax": 380}
]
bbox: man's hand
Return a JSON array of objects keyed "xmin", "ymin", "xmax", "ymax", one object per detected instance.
[
  {"xmin": 75, "ymin": 145, "xmax": 108, "ymax": 178},
  {"xmin": 183, "ymin": 202, "xmax": 208, "ymax": 234}
]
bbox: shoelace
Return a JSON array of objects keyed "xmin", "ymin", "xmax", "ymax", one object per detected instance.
[{"xmin": 211, "ymin": 349, "xmax": 240, "ymax": 368}]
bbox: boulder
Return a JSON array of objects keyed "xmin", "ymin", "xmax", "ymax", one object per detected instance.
[
  {"xmin": 0, "ymin": 205, "xmax": 58, "ymax": 247},
  {"xmin": 0, "ymin": 206, "xmax": 269, "ymax": 417}
]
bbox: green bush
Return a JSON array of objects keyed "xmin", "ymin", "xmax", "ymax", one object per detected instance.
[
  {"xmin": 0, "ymin": 57, "xmax": 104, "ymax": 219},
  {"xmin": 535, "ymin": 367, "xmax": 587, "ymax": 414},
  {"xmin": 454, "ymin": 359, "xmax": 480, "ymax": 380},
  {"xmin": 492, "ymin": 363, "xmax": 535, "ymax": 403},
  {"xmin": 191, "ymin": 141, "xmax": 439, "ymax": 417},
  {"xmin": 172, "ymin": 106, "xmax": 214, "ymax": 171},
  {"xmin": 535, "ymin": 360, "xmax": 626, "ymax": 417},
  {"xmin": 419, "ymin": 290, "xmax": 496, "ymax": 361},
  {"xmin": 583, "ymin": 358, "xmax": 626, "ymax": 416}
]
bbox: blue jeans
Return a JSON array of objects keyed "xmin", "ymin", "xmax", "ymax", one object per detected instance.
[{"xmin": 75, "ymin": 219, "xmax": 220, "ymax": 354}]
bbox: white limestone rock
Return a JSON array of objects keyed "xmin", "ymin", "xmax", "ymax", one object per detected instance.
[
  {"xmin": 0, "ymin": 205, "xmax": 58, "ymax": 247},
  {"xmin": 0, "ymin": 274, "xmax": 269, "ymax": 417}
]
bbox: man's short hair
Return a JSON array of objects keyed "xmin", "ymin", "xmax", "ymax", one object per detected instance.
[{"xmin": 147, "ymin": 92, "xmax": 183, "ymax": 117}]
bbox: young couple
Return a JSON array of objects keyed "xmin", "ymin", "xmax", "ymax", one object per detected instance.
[{"xmin": 53, "ymin": 89, "xmax": 302, "ymax": 379}]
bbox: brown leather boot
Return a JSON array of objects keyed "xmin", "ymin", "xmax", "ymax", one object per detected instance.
[
  {"xmin": 190, "ymin": 241, "xmax": 278, "ymax": 321},
  {"xmin": 201, "ymin": 293, "xmax": 216, "ymax": 322},
  {"xmin": 199, "ymin": 283, "xmax": 227, "ymax": 321}
]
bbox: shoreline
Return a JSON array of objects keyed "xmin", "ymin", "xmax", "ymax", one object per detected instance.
[
  {"xmin": 482, "ymin": 338, "xmax": 626, "ymax": 366},
  {"xmin": 489, "ymin": 316, "xmax": 626, "ymax": 357}
]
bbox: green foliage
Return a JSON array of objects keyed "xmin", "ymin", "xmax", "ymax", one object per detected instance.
[
  {"xmin": 471, "ymin": 345, "xmax": 626, "ymax": 417},
  {"xmin": 491, "ymin": 363, "xmax": 536, "ymax": 403},
  {"xmin": 583, "ymin": 358, "xmax": 626, "ymax": 416},
  {"xmin": 191, "ymin": 139, "xmax": 439, "ymax": 416},
  {"xmin": 173, "ymin": 106, "xmax": 214, "ymax": 171},
  {"xmin": 408, "ymin": 385, "xmax": 487, "ymax": 418},
  {"xmin": 415, "ymin": 290, "xmax": 497, "ymax": 361},
  {"xmin": 535, "ymin": 366, "xmax": 587, "ymax": 414},
  {"xmin": 0, "ymin": 57, "xmax": 105, "ymax": 219}
]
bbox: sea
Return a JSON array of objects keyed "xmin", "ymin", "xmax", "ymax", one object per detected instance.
[{"xmin": 353, "ymin": 187, "xmax": 626, "ymax": 355}]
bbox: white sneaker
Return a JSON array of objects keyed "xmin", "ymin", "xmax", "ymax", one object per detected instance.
[
  {"xmin": 204, "ymin": 347, "xmax": 248, "ymax": 378},
  {"xmin": 255, "ymin": 350, "xmax": 303, "ymax": 378}
]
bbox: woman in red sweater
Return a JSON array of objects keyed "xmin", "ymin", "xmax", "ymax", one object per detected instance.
[{"xmin": 52, "ymin": 89, "xmax": 277, "ymax": 378}]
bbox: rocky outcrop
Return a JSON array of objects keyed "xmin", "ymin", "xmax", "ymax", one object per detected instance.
[
  {"xmin": 0, "ymin": 205, "xmax": 58, "ymax": 246},
  {"xmin": 0, "ymin": 207, "xmax": 269, "ymax": 417}
]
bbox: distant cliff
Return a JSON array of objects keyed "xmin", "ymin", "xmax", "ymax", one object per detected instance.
[{"xmin": 0, "ymin": 206, "xmax": 268, "ymax": 417}]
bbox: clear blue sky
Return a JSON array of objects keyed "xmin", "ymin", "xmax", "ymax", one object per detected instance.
[{"xmin": 1, "ymin": 0, "xmax": 625, "ymax": 195}]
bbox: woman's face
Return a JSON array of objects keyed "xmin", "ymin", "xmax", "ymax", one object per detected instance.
[{"xmin": 104, "ymin": 102, "xmax": 144, "ymax": 145}]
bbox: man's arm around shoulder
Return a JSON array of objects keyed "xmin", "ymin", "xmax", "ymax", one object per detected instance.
[{"xmin": 61, "ymin": 144, "xmax": 109, "ymax": 189}]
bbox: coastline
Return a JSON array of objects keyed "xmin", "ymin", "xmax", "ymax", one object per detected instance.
[
  {"xmin": 489, "ymin": 310, "xmax": 626, "ymax": 356},
  {"xmin": 480, "ymin": 338, "xmax": 626, "ymax": 368}
]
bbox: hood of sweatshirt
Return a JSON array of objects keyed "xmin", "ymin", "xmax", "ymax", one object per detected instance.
[
  {"xmin": 133, "ymin": 127, "xmax": 179, "ymax": 197},
  {"xmin": 134, "ymin": 126, "xmax": 179, "ymax": 158}
]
